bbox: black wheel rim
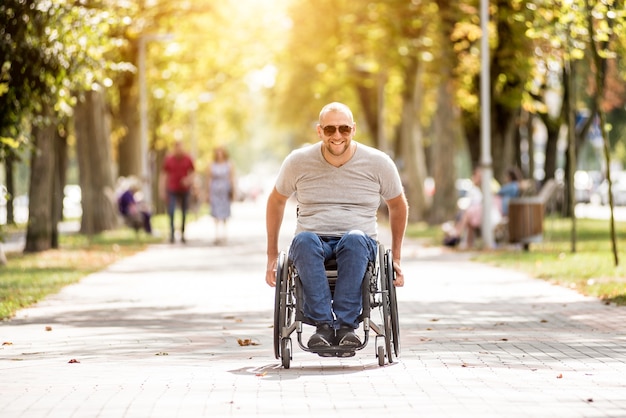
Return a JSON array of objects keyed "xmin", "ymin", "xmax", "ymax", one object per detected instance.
[
  {"xmin": 386, "ymin": 250, "xmax": 401, "ymax": 356},
  {"xmin": 378, "ymin": 247, "xmax": 393, "ymax": 364},
  {"xmin": 273, "ymin": 252, "xmax": 285, "ymax": 359}
]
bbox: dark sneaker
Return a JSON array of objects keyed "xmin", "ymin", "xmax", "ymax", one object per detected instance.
[
  {"xmin": 336, "ymin": 325, "xmax": 361, "ymax": 347},
  {"xmin": 308, "ymin": 324, "xmax": 334, "ymax": 349}
]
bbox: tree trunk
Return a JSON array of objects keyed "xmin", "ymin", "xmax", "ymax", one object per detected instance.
[
  {"xmin": 116, "ymin": 57, "xmax": 141, "ymax": 178},
  {"xmin": 430, "ymin": 80, "xmax": 460, "ymax": 224},
  {"xmin": 74, "ymin": 88, "xmax": 118, "ymax": 235},
  {"xmin": 398, "ymin": 56, "xmax": 427, "ymax": 222},
  {"xmin": 491, "ymin": 106, "xmax": 520, "ymax": 181},
  {"xmin": 24, "ymin": 105, "xmax": 56, "ymax": 253},
  {"xmin": 430, "ymin": 1, "xmax": 462, "ymax": 225},
  {"xmin": 51, "ymin": 126, "xmax": 68, "ymax": 248},
  {"xmin": 4, "ymin": 153, "xmax": 15, "ymax": 225},
  {"xmin": 353, "ymin": 68, "xmax": 380, "ymax": 147}
]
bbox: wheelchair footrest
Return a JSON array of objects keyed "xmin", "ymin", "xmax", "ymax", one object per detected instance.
[{"xmin": 310, "ymin": 346, "xmax": 357, "ymax": 358}]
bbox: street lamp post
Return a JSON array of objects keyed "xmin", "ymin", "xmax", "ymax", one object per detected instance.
[
  {"xmin": 138, "ymin": 33, "xmax": 174, "ymax": 208},
  {"xmin": 480, "ymin": 0, "xmax": 495, "ymax": 249}
]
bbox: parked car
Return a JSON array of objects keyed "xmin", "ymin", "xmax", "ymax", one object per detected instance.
[{"xmin": 598, "ymin": 172, "xmax": 626, "ymax": 206}]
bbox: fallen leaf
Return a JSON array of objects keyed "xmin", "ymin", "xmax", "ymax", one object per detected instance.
[
  {"xmin": 540, "ymin": 319, "xmax": 548, "ymax": 323},
  {"xmin": 45, "ymin": 326, "xmax": 52, "ymax": 332},
  {"xmin": 500, "ymin": 338, "xmax": 508, "ymax": 341},
  {"xmin": 237, "ymin": 338, "xmax": 260, "ymax": 346},
  {"xmin": 68, "ymin": 359, "xmax": 80, "ymax": 363},
  {"xmin": 557, "ymin": 373, "xmax": 563, "ymax": 378},
  {"xmin": 2, "ymin": 342, "xmax": 13, "ymax": 346}
]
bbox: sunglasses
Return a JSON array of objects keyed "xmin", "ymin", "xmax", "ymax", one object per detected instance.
[{"xmin": 321, "ymin": 124, "xmax": 353, "ymax": 136}]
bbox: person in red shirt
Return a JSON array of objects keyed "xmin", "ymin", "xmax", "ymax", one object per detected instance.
[{"xmin": 159, "ymin": 140, "xmax": 195, "ymax": 243}]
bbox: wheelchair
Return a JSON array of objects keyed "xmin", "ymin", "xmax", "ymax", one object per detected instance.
[{"xmin": 273, "ymin": 243, "xmax": 400, "ymax": 368}]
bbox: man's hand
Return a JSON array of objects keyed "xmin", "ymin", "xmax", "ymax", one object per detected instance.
[
  {"xmin": 392, "ymin": 259, "xmax": 404, "ymax": 287},
  {"xmin": 266, "ymin": 256, "xmax": 278, "ymax": 287}
]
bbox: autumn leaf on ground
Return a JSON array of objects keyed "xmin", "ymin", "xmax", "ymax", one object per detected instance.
[
  {"xmin": 68, "ymin": 359, "xmax": 80, "ymax": 363},
  {"xmin": 2, "ymin": 342, "xmax": 13, "ymax": 346},
  {"xmin": 45, "ymin": 326, "xmax": 52, "ymax": 331},
  {"xmin": 237, "ymin": 338, "xmax": 260, "ymax": 346}
]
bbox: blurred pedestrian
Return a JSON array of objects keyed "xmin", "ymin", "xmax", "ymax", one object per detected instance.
[
  {"xmin": 117, "ymin": 177, "xmax": 153, "ymax": 234},
  {"xmin": 207, "ymin": 146, "xmax": 236, "ymax": 244},
  {"xmin": 497, "ymin": 166, "xmax": 523, "ymax": 217},
  {"xmin": 159, "ymin": 140, "xmax": 195, "ymax": 243},
  {"xmin": 443, "ymin": 166, "xmax": 501, "ymax": 248}
]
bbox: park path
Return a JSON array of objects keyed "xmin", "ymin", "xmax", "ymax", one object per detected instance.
[{"xmin": 1, "ymin": 198, "xmax": 625, "ymax": 417}]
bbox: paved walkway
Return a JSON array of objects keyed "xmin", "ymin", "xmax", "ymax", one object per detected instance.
[{"xmin": 1, "ymin": 200, "xmax": 625, "ymax": 417}]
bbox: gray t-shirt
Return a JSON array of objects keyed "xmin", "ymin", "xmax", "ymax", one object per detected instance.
[{"xmin": 275, "ymin": 141, "xmax": 403, "ymax": 239}]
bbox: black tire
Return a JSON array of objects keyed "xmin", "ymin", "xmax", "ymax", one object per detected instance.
[
  {"xmin": 273, "ymin": 252, "xmax": 287, "ymax": 359},
  {"xmin": 378, "ymin": 246, "xmax": 393, "ymax": 364},
  {"xmin": 281, "ymin": 338, "xmax": 291, "ymax": 369},
  {"xmin": 385, "ymin": 249, "xmax": 401, "ymax": 357}
]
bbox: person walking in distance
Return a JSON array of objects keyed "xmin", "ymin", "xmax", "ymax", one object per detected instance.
[
  {"xmin": 207, "ymin": 146, "xmax": 236, "ymax": 244},
  {"xmin": 159, "ymin": 140, "xmax": 195, "ymax": 243}
]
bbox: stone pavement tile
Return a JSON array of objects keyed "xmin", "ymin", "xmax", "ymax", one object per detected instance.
[{"xmin": 2, "ymin": 201, "xmax": 626, "ymax": 417}]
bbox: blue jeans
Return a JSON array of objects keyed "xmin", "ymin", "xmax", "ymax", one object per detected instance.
[
  {"xmin": 289, "ymin": 231, "xmax": 377, "ymax": 329},
  {"xmin": 167, "ymin": 190, "xmax": 190, "ymax": 236}
]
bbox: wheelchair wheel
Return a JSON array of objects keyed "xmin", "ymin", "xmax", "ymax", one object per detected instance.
[
  {"xmin": 378, "ymin": 247, "xmax": 394, "ymax": 364},
  {"xmin": 377, "ymin": 345, "xmax": 385, "ymax": 367},
  {"xmin": 281, "ymin": 338, "xmax": 291, "ymax": 369},
  {"xmin": 273, "ymin": 251, "xmax": 292, "ymax": 359},
  {"xmin": 385, "ymin": 249, "xmax": 401, "ymax": 357}
]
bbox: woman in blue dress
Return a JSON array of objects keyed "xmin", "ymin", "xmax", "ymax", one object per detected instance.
[{"xmin": 207, "ymin": 147, "xmax": 236, "ymax": 244}]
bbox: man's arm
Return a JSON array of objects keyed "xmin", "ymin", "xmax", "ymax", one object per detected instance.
[
  {"xmin": 266, "ymin": 187, "xmax": 289, "ymax": 287},
  {"xmin": 385, "ymin": 193, "xmax": 408, "ymax": 286}
]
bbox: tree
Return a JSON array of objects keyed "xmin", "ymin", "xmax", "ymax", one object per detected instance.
[
  {"xmin": 430, "ymin": 0, "xmax": 465, "ymax": 224},
  {"xmin": 584, "ymin": 0, "xmax": 622, "ymax": 265},
  {"xmin": 74, "ymin": 88, "xmax": 118, "ymax": 235}
]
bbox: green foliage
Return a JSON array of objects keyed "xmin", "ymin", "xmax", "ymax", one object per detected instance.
[{"xmin": 0, "ymin": 0, "xmax": 132, "ymax": 162}]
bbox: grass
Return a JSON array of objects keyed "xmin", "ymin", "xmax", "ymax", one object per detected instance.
[
  {"xmin": 0, "ymin": 227, "xmax": 163, "ymax": 320},
  {"xmin": 0, "ymin": 208, "xmax": 209, "ymax": 320},
  {"xmin": 406, "ymin": 216, "xmax": 626, "ymax": 306},
  {"xmin": 0, "ymin": 207, "xmax": 192, "ymax": 320}
]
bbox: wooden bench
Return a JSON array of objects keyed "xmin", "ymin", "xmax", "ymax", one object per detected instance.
[{"xmin": 507, "ymin": 179, "xmax": 558, "ymax": 250}]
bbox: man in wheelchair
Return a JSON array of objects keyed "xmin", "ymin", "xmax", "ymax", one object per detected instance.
[{"xmin": 265, "ymin": 102, "xmax": 408, "ymax": 352}]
